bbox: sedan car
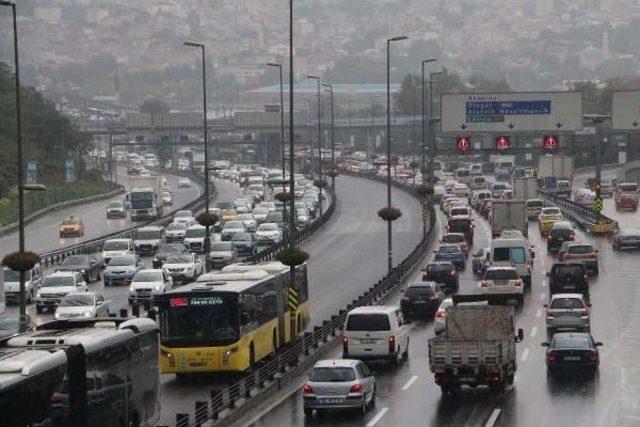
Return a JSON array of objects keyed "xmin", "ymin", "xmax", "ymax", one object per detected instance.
[
  {"xmin": 612, "ymin": 226, "xmax": 640, "ymax": 251},
  {"xmin": 433, "ymin": 244, "xmax": 466, "ymax": 271},
  {"xmin": 128, "ymin": 269, "xmax": 173, "ymax": 305},
  {"xmin": 478, "ymin": 266, "xmax": 524, "ymax": 304},
  {"xmin": 173, "ymin": 209, "xmax": 196, "ymax": 227},
  {"xmin": 162, "ymin": 252, "xmax": 204, "ymax": 282},
  {"xmin": 547, "ymin": 221, "xmax": 575, "ymax": 253},
  {"xmin": 441, "ymin": 233, "xmax": 469, "ymax": 257},
  {"xmin": 303, "ymin": 359, "xmax": 376, "ymax": 419},
  {"xmin": 153, "ymin": 243, "xmax": 187, "ymax": 269},
  {"xmin": 59, "ymin": 216, "xmax": 84, "ymax": 237},
  {"xmin": 177, "ymin": 178, "xmax": 191, "ymax": 188},
  {"xmin": 205, "ymin": 242, "xmax": 236, "ymax": 270},
  {"xmin": 545, "ymin": 293, "xmax": 591, "ymax": 333},
  {"xmin": 231, "ymin": 232, "xmax": 258, "ymax": 256},
  {"xmin": 237, "ymin": 213, "xmax": 257, "ymax": 232},
  {"xmin": 252, "ymin": 207, "xmax": 270, "ymax": 223},
  {"xmin": 255, "ymin": 222, "xmax": 282, "ymax": 245},
  {"xmin": 0, "ymin": 315, "xmax": 34, "ymax": 340},
  {"xmin": 400, "ymin": 281, "xmax": 445, "ymax": 320},
  {"xmin": 422, "ymin": 262, "xmax": 459, "ymax": 293},
  {"xmin": 54, "ymin": 292, "xmax": 109, "ymax": 320},
  {"xmin": 543, "ymin": 332, "xmax": 602, "ymax": 377},
  {"xmin": 559, "ymin": 242, "xmax": 599, "ymax": 275},
  {"xmin": 165, "ymin": 222, "xmax": 188, "ymax": 242},
  {"xmin": 56, "ymin": 254, "xmax": 100, "ymax": 283},
  {"xmin": 106, "ymin": 201, "xmax": 127, "ymax": 219},
  {"xmin": 102, "ymin": 254, "xmax": 142, "ymax": 286},
  {"xmin": 221, "ymin": 220, "xmax": 247, "ymax": 241}
]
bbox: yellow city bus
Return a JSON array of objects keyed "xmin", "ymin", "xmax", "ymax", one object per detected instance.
[{"xmin": 156, "ymin": 261, "xmax": 309, "ymax": 375}]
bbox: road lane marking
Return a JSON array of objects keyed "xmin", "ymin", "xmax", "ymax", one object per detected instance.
[
  {"xmin": 485, "ymin": 408, "xmax": 502, "ymax": 427},
  {"xmin": 401, "ymin": 375, "xmax": 418, "ymax": 391},
  {"xmin": 520, "ymin": 347, "xmax": 530, "ymax": 362},
  {"xmin": 530, "ymin": 326, "xmax": 538, "ymax": 338},
  {"xmin": 536, "ymin": 308, "xmax": 542, "ymax": 318},
  {"xmin": 367, "ymin": 407, "xmax": 388, "ymax": 427}
]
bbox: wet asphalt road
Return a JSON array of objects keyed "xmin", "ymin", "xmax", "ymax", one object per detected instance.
[{"xmin": 245, "ymin": 170, "xmax": 640, "ymax": 427}]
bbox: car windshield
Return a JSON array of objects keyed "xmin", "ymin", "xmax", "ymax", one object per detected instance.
[
  {"xmin": 175, "ymin": 211, "xmax": 192, "ymax": 218},
  {"xmin": 61, "ymin": 218, "xmax": 80, "ymax": 225},
  {"xmin": 568, "ymin": 245, "xmax": 594, "ymax": 254},
  {"xmin": 438, "ymin": 246, "xmax": 460, "ymax": 254},
  {"xmin": 225, "ymin": 221, "xmax": 243, "ymax": 228},
  {"xmin": 237, "ymin": 214, "xmax": 253, "ymax": 221},
  {"xmin": 253, "ymin": 208, "xmax": 269, "ymax": 215},
  {"xmin": 136, "ymin": 230, "xmax": 161, "ymax": 240},
  {"xmin": 133, "ymin": 271, "xmax": 163, "ymax": 282},
  {"xmin": 232, "ymin": 233, "xmax": 253, "ymax": 241},
  {"xmin": 429, "ymin": 264, "xmax": 453, "ymax": 272},
  {"xmin": 450, "ymin": 208, "xmax": 469, "ymax": 215},
  {"xmin": 485, "ymin": 269, "xmax": 517, "ymax": 280},
  {"xmin": 108, "ymin": 255, "xmax": 136, "ymax": 266},
  {"xmin": 310, "ymin": 367, "xmax": 356, "ymax": 382},
  {"xmin": 551, "ymin": 298, "xmax": 585, "ymax": 309},
  {"xmin": 3, "ymin": 269, "xmax": 30, "ymax": 282},
  {"xmin": 167, "ymin": 223, "xmax": 187, "ymax": 231},
  {"xmin": 43, "ymin": 276, "xmax": 75, "ymax": 287},
  {"xmin": 103, "ymin": 240, "xmax": 129, "ymax": 251},
  {"xmin": 258, "ymin": 224, "xmax": 278, "ymax": 231},
  {"xmin": 493, "ymin": 247, "xmax": 526, "ymax": 263},
  {"xmin": 405, "ymin": 285, "xmax": 434, "ymax": 297},
  {"xmin": 158, "ymin": 244, "xmax": 184, "ymax": 255},
  {"xmin": 61, "ymin": 256, "xmax": 87, "ymax": 266},
  {"xmin": 346, "ymin": 314, "xmax": 390, "ymax": 331},
  {"xmin": 543, "ymin": 208, "xmax": 561, "ymax": 216},
  {"xmin": 185, "ymin": 228, "xmax": 206, "ymax": 238},
  {"xmin": 553, "ymin": 336, "xmax": 592, "ymax": 350},
  {"xmin": 553, "ymin": 265, "xmax": 584, "ymax": 278},
  {"xmin": 619, "ymin": 183, "xmax": 638, "ymax": 192},
  {"xmin": 165, "ymin": 254, "xmax": 193, "ymax": 264},
  {"xmin": 108, "ymin": 202, "xmax": 123, "ymax": 208},
  {"xmin": 210, "ymin": 242, "xmax": 233, "ymax": 251},
  {"xmin": 526, "ymin": 200, "xmax": 544, "ymax": 208},
  {"xmin": 443, "ymin": 235, "xmax": 464, "ymax": 243},
  {"xmin": 60, "ymin": 294, "xmax": 94, "ymax": 307}
]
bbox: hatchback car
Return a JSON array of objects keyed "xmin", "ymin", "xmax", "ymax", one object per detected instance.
[
  {"xmin": 207, "ymin": 241, "xmax": 238, "ymax": 269},
  {"xmin": 303, "ymin": 359, "xmax": 376, "ymax": 418},
  {"xmin": 231, "ymin": 232, "xmax": 258, "ymax": 256},
  {"xmin": 543, "ymin": 332, "xmax": 602, "ymax": 377},
  {"xmin": 59, "ymin": 216, "xmax": 84, "ymax": 237},
  {"xmin": 153, "ymin": 243, "xmax": 188, "ymax": 269},
  {"xmin": 165, "ymin": 222, "xmax": 188, "ymax": 243},
  {"xmin": 548, "ymin": 263, "xmax": 589, "ymax": 298},
  {"xmin": 433, "ymin": 244, "xmax": 466, "ymax": 271},
  {"xmin": 545, "ymin": 293, "xmax": 591, "ymax": 333},
  {"xmin": 547, "ymin": 221, "xmax": 575, "ymax": 253},
  {"xmin": 538, "ymin": 207, "xmax": 564, "ymax": 236},
  {"xmin": 102, "ymin": 254, "xmax": 142, "ymax": 286},
  {"xmin": 400, "ymin": 281, "xmax": 445, "ymax": 320},
  {"xmin": 478, "ymin": 266, "xmax": 524, "ymax": 304},
  {"xmin": 56, "ymin": 254, "xmax": 100, "ymax": 283},
  {"xmin": 221, "ymin": 220, "xmax": 247, "ymax": 241},
  {"xmin": 173, "ymin": 210, "xmax": 196, "ymax": 227},
  {"xmin": 612, "ymin": 226, "xmax": 640, "ymax": 251},
  {"xmin": 441, "ymin": 233, "xmax": 469, "ymax": 257},
  {"xmin": 105, "ymin": 201, "xmax": 126, "ymax": 219},
  {"xmin": 422, "ymin": 262, "xmax": 459, "ymax": 292},
  {"xmin": 54, "ymin": 292, "xmax": 109, "ymax": 320}
]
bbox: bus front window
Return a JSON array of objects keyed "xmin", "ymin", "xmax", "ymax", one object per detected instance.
[{"xmin": 161, "ymin": 294, "xmax": 240, "ymax": 347}]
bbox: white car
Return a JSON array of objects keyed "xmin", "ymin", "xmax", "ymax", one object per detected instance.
[
  {"xmin": 54, "ymin": 292, "xmax": 110, "ymax": 320},
  {"xmin": 178, "ymin": 178, "xmax": 191, "ymax": 188},
  {"xmin": 478, "ymin": 266, "xmax": 524, "ymax": 303},
  {"xmin": 165, "ymin": 222, "xmax": 188, "ymax": 242},
  {"xmin": 173, "ymin": 210, "xmax": 196, "ymax": 227},
  {"xmin": 237, "ymin": 213, "xmax": 257, "ymax": 232},
  {"xmin": 184, "ymin": 224, "xmax": 208, "ymax": 253},
  {"xmin": 296, "ymin": 209, "xmax": 310, "ymax": 226},
  {"xmin": 255, "ymin": 223, "xmax": 283, "ymax": 245},
  {"xmin": 36, "ymin": 272, "xmax": 88, "ymax": 313},
  {"xmin": 252, "ymin": 207, "xmax": 270, "ymax": 223},
  {"xmin": 162, "ymin": 252, "xmax": 204, "ymax": 282},
  {"xmin": 434, "ymin": 298, "xmax": 453, "ymax": 335},
  {"xmin": 101, "ymin": 238, "xmax": 133, "ymax": 265},
  {"xmin": 128, "ymin": 269, "xmax": 173, "ymax": 305}
]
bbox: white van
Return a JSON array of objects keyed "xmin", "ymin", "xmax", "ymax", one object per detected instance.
[
  {"xmin": 342, "ymin": 306, "xmax": 409, "ymax": 365},
  {"xmin": 490, "ymin": 238, "xmax": 533, "ymax": 285}
]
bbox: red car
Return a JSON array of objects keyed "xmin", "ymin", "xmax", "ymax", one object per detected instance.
[{"xmin": 615, "ymin": 182, "xmax": 639, "ymax": 211}]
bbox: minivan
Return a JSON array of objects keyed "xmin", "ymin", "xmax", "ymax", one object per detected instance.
[
  {"xmin": 470, "ymin": 176, "xmax": 487, "ymax": 190},
  {"xmin": 490, "ymin": 238, "xmax": 533, "ymax": 285},
  {"xmin": 342, "ymin": 306, "xmax": 409, "ymax": 365}
]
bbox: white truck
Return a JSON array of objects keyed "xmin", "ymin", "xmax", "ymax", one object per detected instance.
[
  {"xmin": 428, "ymin": 295, "xmax": 524, "ymax": 395},
  {"xmin": 127, "ymin": 175, "xmax": 163, "ymax": 220},
  {"xmin": 538, "ymin": 155, "xmax": 574, "ymax": 197},
  {"xmin": 512, "ymin": 177, "xmax": 538, "ymax": 201},
  {"xmin": 490, "ymin": 200, "xmax": 527, "ymax": 238}
]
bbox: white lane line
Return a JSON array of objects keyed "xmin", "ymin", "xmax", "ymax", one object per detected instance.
[
  {"xmin": 530, "ymin": 326, "xmax": 538, "ymax": 338},
  {"xmin": 401, "ymin": 375, "xmax": 418, "ymax": 391},
  {"xmin": 520, "ymin": 347, "xmax": 530, "ymax": 362},
  {"xmin": 485, "ymin": 408, "xmax": 502, "ymax": 427},
  {"xmin": 367, "ymin": 407, "xmax": 389, "ymax": 427},
  {"xmin": 536, "ymin": 308, "xmax": 542, "ymax": 318}
]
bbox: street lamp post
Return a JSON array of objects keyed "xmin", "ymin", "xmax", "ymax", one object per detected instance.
[
  {"xmin": 288, "ymin": 0, "xmax": 296, "ymax": 241},
  {"xmin": 323, "ymin": 83, "xmax": 335, "ymax": 190},
  {"xmin": 386, "ymin": 35, "xmax": 408, "ymax": 273},
  {"xmin": 420, "ymin": 59, "xmax": 436, "ymax": 183},
  {"xmin": 267, "ymin": 62, "xmax": 286, "ymax": 190},
  {"xmin": 427, "ymin": 71, "xmax": 444, "ymax": 185},
  {"xmin": 308, "ymin": 75, "xmax": 323, "ymax": 214},
  {"xmin": 184, "ymin": 41, "xmax": 211, "ymax": 263}
]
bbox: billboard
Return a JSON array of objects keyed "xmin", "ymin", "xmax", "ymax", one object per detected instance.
[
  {"xmin": 65, "ymin": 159, "xmax": 75, "ymax": 183},
  {"xmin": 441, "ymin": 92, "xmax": 582, "ymax": 133},
  {"xmin": 612, "ymin": 91, "xmax": 640, "ymax": 130}
]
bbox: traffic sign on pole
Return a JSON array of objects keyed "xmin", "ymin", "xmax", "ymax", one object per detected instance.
[{"xmin": 593, "ymin": 198, "xmax": 603, "ymax": 212}]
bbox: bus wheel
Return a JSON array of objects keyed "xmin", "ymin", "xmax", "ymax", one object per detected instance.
[{"xmin": 249, "ymin": 343, "xmax": 256, "ymax": 370}]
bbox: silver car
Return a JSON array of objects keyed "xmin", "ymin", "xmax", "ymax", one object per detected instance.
[
  {"xmin": 303, "ymin": 359, "xmax": 376, "ymax": 418},
  {"xmin": 545, "ymin": 293, "xmax": 591, "ymax": 333}
]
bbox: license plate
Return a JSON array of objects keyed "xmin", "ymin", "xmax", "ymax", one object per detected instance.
[
  {"xmin": 495, "ymin": 280, "xmax": 507, "ymax": 286},
  {"xmin": 360, "ymin": 338, "xmax": 377, "ymax": 344},
  {"xmin": 564, "ymin": 356, "xmax": 580, "ymax": 361},
  {"xmin": 320, "ymin": 398, "xmax": 344, "ymax": 404}
]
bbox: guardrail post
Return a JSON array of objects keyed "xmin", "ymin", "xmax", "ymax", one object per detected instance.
[
  {"xmin": 322, "ymin": 320, "xmax": 330, "ymax": 342},
  {"xmin": 313, "ymin": 327, "xmax": 321, "ymax": 348},
  {"xmin": 131, "ymin": 303, "xmax": 140, "ymax": 318},
  {"xmin": 330, "ymin": 315, "xmax": 338, "ymax": 336},
  {"xmin": 175, "ymin": 413, "xmax": 189, "ymax": 427},
  {"xmin": 210, "ymin": 390, "xmax": 221, "ymax": 420},
  {"xmin": 194, "ymin": 401, "xmax": 208, "ymax": 426},
  {"xmin": 303, "ymin": 332, "xmax": 312, "ymax": 355}
]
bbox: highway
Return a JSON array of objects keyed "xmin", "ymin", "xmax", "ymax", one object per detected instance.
[
  {"xmin": 155, "ymin": 175, "xmax": 423, "ymax": 425},
  {"xmin": 240, "ymin": 169, "xmax": 640, "ymax": 427}
]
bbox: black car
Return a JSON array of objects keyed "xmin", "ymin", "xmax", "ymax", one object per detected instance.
[
  {"xmin": 543, "ymin": 332, "xmax": 602, "ymax": 377},
  {"xmin": 231, "ymin": 232, "xmax": 258, "ymax": 256},
  {"xmin": 153, "ymin": 243, "xmax": 188, "ymax": 269},
  {"xmin": 55, "ymin": 254, "xmax": 100, "ymax": 282},
  {"xmin": 0, "ymin": 315, "xmax": 34, "ymax": 340},
  {"xmin": 421, "ymin": 262, "xmax": 459, "ymax": 293},
  {"xmin": 547, "ymin": 221, "xmax": 575, "ymax": 253},
  {"xmin": 548, "ymin": 263, "xmax": 589, "ymax": 298},
  {"xmin": 400, "ymin": 281, "xmax": 445, "ymax": 320},
  {"xmin": 471, "ymin": 247, "xmax": 491, "ymax": 276}
]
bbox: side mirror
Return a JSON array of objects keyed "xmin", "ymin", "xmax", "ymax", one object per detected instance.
[
  {"xmin": 588, "ymin": 303, "xmax": 592, "ymax": 307},
  {"xmin": 546, "ymin": 272, "xmax": 550, "ymax": 278},
  {"xmin": 543, "ymin": 304, "xmax": 548, "ymax": 308},
  {"xmin": 517, "ymin": 328, "xmax": 524, "ymax": 342},
  {"xmin": 541, "ymin": 342, "xmax": 550, "ymax": 347},
  {"xmin": 595, "ymin": 342, "xmax": 603, "ymax": 347}
]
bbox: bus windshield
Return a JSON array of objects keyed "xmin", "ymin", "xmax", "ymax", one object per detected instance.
[{"xmin": 160, "ymin": 293, "xmax": 240, "ymax": 346}]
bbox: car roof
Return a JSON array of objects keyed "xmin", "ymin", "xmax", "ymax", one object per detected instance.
[
  {"xmin": 443, "ymin": 232, "xmax": 465, "ymax": 237},
  {"xmin": 551, "ymin": 221, "xmax": 572, "ymax": 229},
  {"xmin": 187, "ymin": 224, "xmax": 206, "ymax": 230},
  {"xmin": 348, "ymin": 305, "xmax": 397, "ymax": 315},
  {"xmin": 314, "ymin": 359, "xmax": 359, "ymax": 369},
  {"xmin": 138, "ymin": 226, "xmax": 163, "ymax": 231},
  {"xmin": 428, "ymin": 261, "xmax": 454, "ymax": 266},
  {"xmin": 486, "ymin": 266, "xmax": 517, "ymax": 272},
  {"xmin": 407, "ymin": 281, "xmax": 437, "ymax": 288},
  {"xmin": 549, "ymin": 293, "xmax": 585, "ymax": 300},
  {"xmin": 47, "ymin": 271, "xmax": 78, "ymax": 278}
]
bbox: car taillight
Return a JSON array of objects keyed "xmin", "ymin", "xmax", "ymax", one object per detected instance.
[
  {"xmin": 515, "ymin": 279, "xmax": 522, "ymax": 287},
  {"xmin": 481, "ymin": 280, "xmax": 489, "ymax": 288},
  {"xmin": 584, "ymin": 274, "xmax": 589, "ymax": 282},
  {"xmin": 350, "ymin": 383, "xmax": 363, "ymax": 393},
  {"xmin": 303, "ymin": 384, "xmax": 313, "ymax": 393},
  {"xmin": 547, "ymin": 352, "xmax": 556, "ymax": 364},
  {"xmin": 589, "ymin": 350, "xmax": 599, "ymax": 362},
  {"xmin": 402, "ymin": 296, "xmax": 410, "ymax": 302},
  {"xmin": 50, "ymin": 395, "xmax": 63, "ymax": 405},
  {"xmin": 449, "ymin": 270, "xmax": 456, "ymax": 277},
  {"xmin": 342, "ymin": 336, "xmax": 348, "ymax": 353},
  {"xmin": 90, "ymin": 390, "xmax": 105, "ymax": 402},
  {"xmin": 546, "ymin": 308, "xmax": 553, "ymax": 317},
  {"xmin": 588, "ymin": 253, "xmax": 597, "ymax": 259},
  {"xmin": 580, "ymin": 308, "xmax": 589, "ymax": 316},
  {"xmin": 389, "ymin": 336, "xmax": 395, "ymax": 354},
  {"xmin": 435, "ymin": 310, "xmax": 446, "ymax": 319},
  {"xmin": 427, "ymin": 295, "xmax": 438, "ymax": 301}
]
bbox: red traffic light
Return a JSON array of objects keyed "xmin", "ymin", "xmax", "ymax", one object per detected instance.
[
  {"xmin": 543, "ymin": 135, "xmax": 558, "ymax": 151},
  {"xmin": 456, "ymin": 136, "xmax": 471, "ymax": 152},
  {"xmin": 495, "ymin": 135, "xmax": 510, "ymax": 150}
]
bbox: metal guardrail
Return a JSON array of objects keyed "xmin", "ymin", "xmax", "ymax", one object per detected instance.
[
  {"xmin": 36, "ymin": 171, "xmax": 212, "ymax": 268},
  {"xmin": 0, "ymin": 182, "xmax": 125, "ymax": 237},
  {"xmin": 165, "ymin": 173, "xmax": 437, "ymax": 427},
  {"xmin": 538, "ymin": 190, "xmax": 617, "ymax": 234}
]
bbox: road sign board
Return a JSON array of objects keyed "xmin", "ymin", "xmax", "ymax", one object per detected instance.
[
  {"xmin": 593, "ymin": 198, "xmax": 603, "ymax": 212},
  {"xmin": 441, "ymin": 92, "xmax": 582, "ymax": 133},
  {"xmin": 612, "ymin": 91, "xmax": 640, "ymax": 130},
  {"xmin": 456, "ymin": 136, "xmax": 471, "ymax": 152},
  {"xmin": 288, "ymin": 285, "xmax": 299, "ymax": 312}
]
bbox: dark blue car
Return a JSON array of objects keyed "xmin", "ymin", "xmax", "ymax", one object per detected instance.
[{"xmin": 434, "ymin": 244, "xmax": 466, "ymax": 271}]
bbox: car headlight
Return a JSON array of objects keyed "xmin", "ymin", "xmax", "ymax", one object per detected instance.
[
  {"xmin": 129, "ymin": 285, "xmax": 135, "ymax": 292},
  {"xmin": 83, "ymin": 312, "xmax": 92, "ymax": 318},
  {"xmin": 36, "ymin": 292, "xmax": 41, "ymax": 298},
  {"xmin": 81, "ymin": 269, "xmax": 86, "ymax": 274},
  {"xmin": 155, "ymin": 285, "xmax": 162, "ymax": 291}
]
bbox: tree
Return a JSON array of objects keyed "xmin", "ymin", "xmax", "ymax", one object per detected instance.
[{"xmin": 467, "ymin": 75, "xmax": 512, "ymax": 92}]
